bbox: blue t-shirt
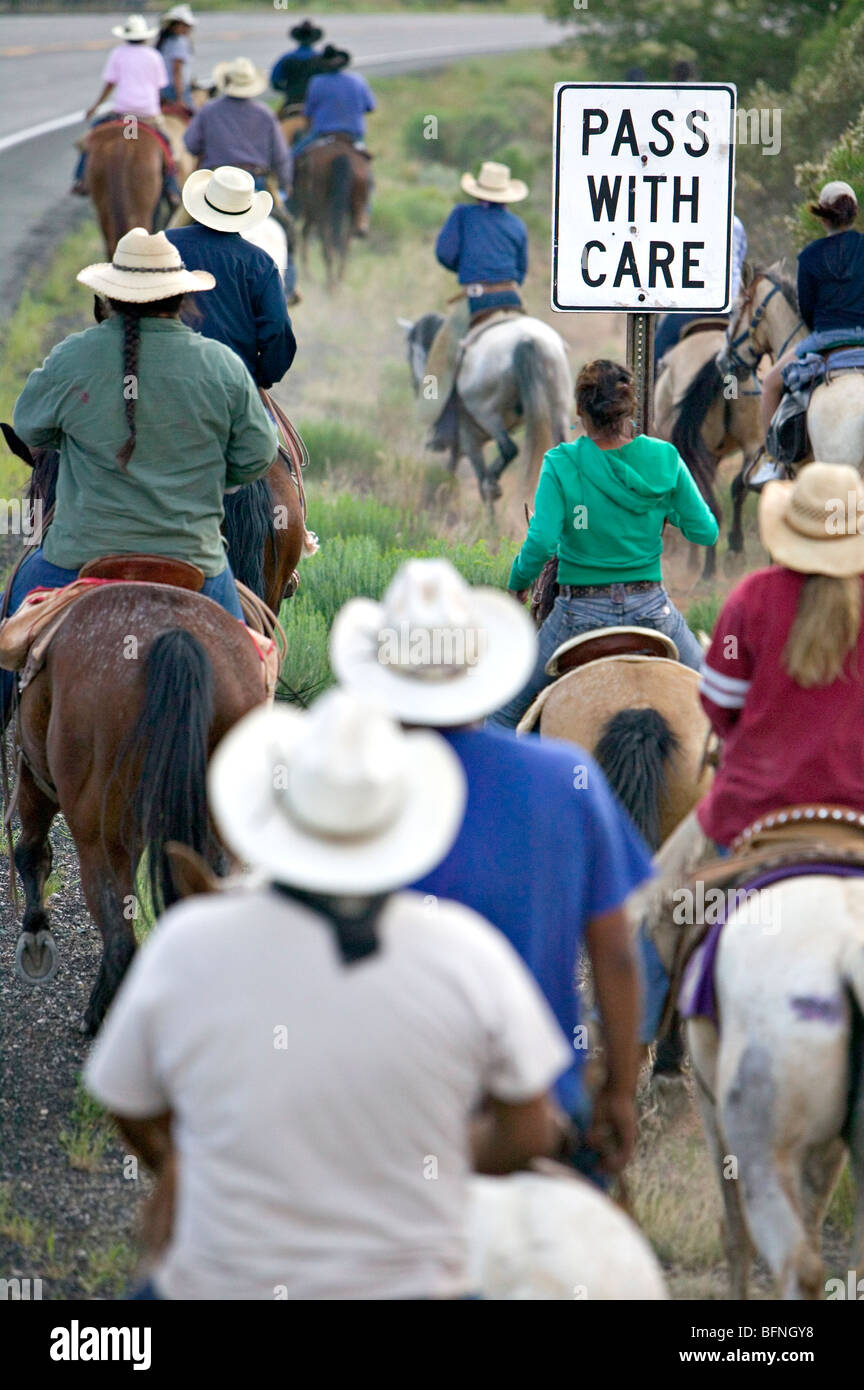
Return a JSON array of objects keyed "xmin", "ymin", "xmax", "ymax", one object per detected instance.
[
  {"xmin": 412, "ymin": 727, "xmax": 653, "ymax": 1116},
  {"xmin": 304, "ymin": 70, "xmax": 376, "ymax": 139},
  {"xmin": 797, "ymin": 229, "xmax": 864, "ymax": 332},
  {"xmin": 435, "ymin": 202, "xmax": 528, "ymax": 287}
]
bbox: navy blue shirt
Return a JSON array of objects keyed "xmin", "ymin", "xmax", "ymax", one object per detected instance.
[
  {"xmin": 435, "ymin": 202, "xmax": 528, "ymax": 286},
  {"xmin": 270, "ymin": 45, "xmax": 320, "ymax": 103},
  {"xmin": 412, "ymin": 727, "xmax": 652, "ymax": 1116},
  {"xmin": 165, "ymin": 224, "xmax": 296, "ymax": 388},
  {"xmin": 797, "ymin": 229, "xmax": 864, "ymax": 332}
]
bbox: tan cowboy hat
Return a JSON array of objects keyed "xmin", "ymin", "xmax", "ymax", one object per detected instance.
[
  {"xmin": 183, "ymin": 167, "xmax": 272, "ymax": 233},
  {"xmin": 212, "ymin": 56, "xmax": 268, "ymax": 99},
  {"xmin": 161, "ymin": 3, "xmax": 196, "ymax": 25},
  {"xmin": 77, "ymin": 228, "xmax": 215, "ymax": 304},
  {"xmin": 759, "ymin": 463, "xmax": 864, "ymax": 578},
  {"xmin": 111, "ymin": 14, "xmax": 158, "ymax": 40},
  {"xmin": 330, "ymin": 558, "xmax": 537, "ymax": 727},
  {"xmin": 460, "ymin": 161, "xmax": 528, "ymax": 205},
  {"xmin": 207, "ymin": 689, "xmax": 467, "ymax": 894}
]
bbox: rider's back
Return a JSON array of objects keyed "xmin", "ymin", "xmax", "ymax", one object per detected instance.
[
  {"xmin": 304, "ymin": 70, "xmax": 375, "ymax": 137},
  {"xmin": 798, "ymin": 228, "xmax": 864, "ymax": 332}
]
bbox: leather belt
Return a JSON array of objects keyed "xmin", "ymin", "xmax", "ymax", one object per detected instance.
[
  {"xmin": 558, "ymin": 580, "xmax": 659, "ymax": 597},
  {"xmin": 448, "ymin": 280, "xmax": 519, "ymax": 303}
]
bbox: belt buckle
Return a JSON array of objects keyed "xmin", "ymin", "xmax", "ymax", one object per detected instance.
[{"xmin": 466, "ymin": 283, "xmax": 485, "ymax": 298}]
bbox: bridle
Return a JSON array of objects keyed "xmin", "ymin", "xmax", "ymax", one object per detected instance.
[{"xmin": 723, "ymin": 273, "xmax": 805, "ymax": 375}]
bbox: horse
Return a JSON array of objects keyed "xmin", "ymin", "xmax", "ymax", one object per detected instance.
[
  {"xmin": 400, "ymin": 312, "xmax": 573, "ymax": 504},
  {"xmin": 86, "ymin": 122, "xmax": 165, "ymax": 256},
  {"xmin": 242, "ymin": 216, "xmax": 289, "ymax": 282},
  {"xmin": 293, "ymin": 136, "xmax": 371, "ymax": 290},
  {"xmin": 9, "ymin": 582, "xmax": 269, "ymax": 1035},
  {"xmin": 654, "ymin": 316, "xmax": 764, "ymax": 579},
  {"xmin": 719, "ymin": 265, "xmax": 864, "ymax": 481},
  {"xmin": 1, "ymin": 423, "xmax": 306, "ymax": 618}
]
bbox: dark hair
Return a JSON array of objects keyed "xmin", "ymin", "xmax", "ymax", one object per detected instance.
[
  {"xmin": 106, "ymin": 295, "xmax": 185, "ymax": 468},
  {"xmin": 810, "ymin": 195, "xmax": 858, "ymax": 229},
  {"xmin": 575, "ymin": 359, "xmax": 635, "ymax": 433}
]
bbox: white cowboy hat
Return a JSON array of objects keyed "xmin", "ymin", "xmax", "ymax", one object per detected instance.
[
  {"xmin": 182, "ymin": 167, "xmax": 272, "ymax": 233},
  {"xmin": 162, "ymin": 3, "xmax": 197, "ymax": 25},
  {"xmin": 207, "ymin": 689, "xmax": 467, "ymax": 894},
  {"xmin": 460, "ymin": 161, "xmax": 528, "ymax": 205},
  {"xmin": 77, "ymin": 228, "xmax": 215, "ymax": 304},
  {"xmin": 111, "ymin": 14, "xmax": 159, "ymax": 40},
  {"xmin": 759, "ymin": 462, "xmax": 864, "ymax": 578},
  {"xmin": 330, "ymin": 558, "xmax": 537, "ymax": 727},
  {"xmin": 212, "ymin": 56, "xmax": 268, "ymax": 99}
]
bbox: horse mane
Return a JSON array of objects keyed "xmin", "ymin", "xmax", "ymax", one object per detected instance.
[
  {"xmin": 222, "ymin": 476, "xmax": 276, "ymax": 600},
  {"xmin": 669, "ymin": 357, "xmax": 724, "ymax": 518},
  {"xmin": 27, "ymin": 448, "xmax": 59, "ymax": 515},
  {"xmin": 756, "ymin": 261, "xmax": 799, "ymax": 312},
  {"xmin": 411, "ymin": 313, "xmax": 444, "ymax": 355}
]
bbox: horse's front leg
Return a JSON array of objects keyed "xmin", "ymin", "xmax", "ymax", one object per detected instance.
[
  {"xmin": 728, "ymin": 457, "xmax": 752, "ymax": 553},
  {"xmin": 12, "ymin": 761, "xmax": 59, "ymax": 987}
]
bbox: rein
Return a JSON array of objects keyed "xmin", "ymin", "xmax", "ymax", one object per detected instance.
[{"xmin": 725, "ymin": 275, "xmax": 805, "ymax": 373}]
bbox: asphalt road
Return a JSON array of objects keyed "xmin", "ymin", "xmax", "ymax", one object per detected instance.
[{"xmin": 0, "ymin": 10, "xmax": 572, "ymax": 311}]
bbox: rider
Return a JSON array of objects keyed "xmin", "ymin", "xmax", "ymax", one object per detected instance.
[
  {"xmin": 156, "ymin": 4, "xmax": 197, "ymax": 112},
  {"xmin": 423, "ymin": 161, "xmax": 529, "ymax": 453},
  {"xmin": 293, "ymin": 46, "xmax": 376, "ymax": 176},
  {"xmin": 760, "ymin": 181, "xmax": 864, "ymax": 440},
  {"xmin": 488, "ymin": 359, "xmax": 718, "ymax": 729},
  {"xmin": 72, "ymin": 14, "xmax": 179, "ymax": 206},
  {"xmin": 7, "ymin": 229, "xmax": 275, "ymax": 651},
  {"xmin": 166, "ymin": 167, "xmax": 297, "ymax": 385},
  {"xmin": 270, "ymin": 19, "xmax": 325, "ymax": 112}
]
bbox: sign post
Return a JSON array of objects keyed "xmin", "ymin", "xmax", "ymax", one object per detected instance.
[{"xmin": 551, "ymin": 82, "xmax": 736, "ymax": 436}]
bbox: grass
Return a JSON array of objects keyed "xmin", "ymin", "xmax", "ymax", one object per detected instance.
[{"xmin": 58, "ymin": 1077, "xmax": 114, "ymax": 1173}]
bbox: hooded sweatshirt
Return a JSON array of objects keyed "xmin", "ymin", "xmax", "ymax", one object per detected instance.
[
  {"xmin": 797, "ymin": 229, "xmax": 864, "ymax": 332},
  {"xmin": 509, "ymin": 434, "xmax": 719, "ymax": 590}
]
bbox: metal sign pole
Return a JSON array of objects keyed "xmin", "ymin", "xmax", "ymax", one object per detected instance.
[{"xmin": 626, "ymin": 312, "xmax": 655, "ymax": 437}]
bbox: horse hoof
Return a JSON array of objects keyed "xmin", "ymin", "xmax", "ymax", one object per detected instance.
[
  {"xmin": 481, "ymin": 478, "xmax": 502, "ymax": 502},
  {"xmin": 14, "ymin": 929, "xmax": 58, "ymax": 984}
]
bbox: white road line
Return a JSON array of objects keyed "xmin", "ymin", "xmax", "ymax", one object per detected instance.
[{"xmin": 0, "ymin": 110, "xmax": 84, "ymax": 154}]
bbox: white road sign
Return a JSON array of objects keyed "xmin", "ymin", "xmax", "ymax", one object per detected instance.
[{"xmin": 552, "ymin": 83, "xmax": 736, "ymax": 313}]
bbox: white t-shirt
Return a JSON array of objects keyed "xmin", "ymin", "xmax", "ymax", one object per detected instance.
[{"xmin": 85, "ymin": 888, "xmax": 570, "ymax": 1301}]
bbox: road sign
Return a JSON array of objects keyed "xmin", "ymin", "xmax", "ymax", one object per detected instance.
[{"xmin": 552, "ymin": 82, "xmax": 737, "ymax": 314}]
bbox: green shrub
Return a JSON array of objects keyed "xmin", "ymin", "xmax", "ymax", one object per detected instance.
[
  {"xmin": 307, "ymin": 493, "xmax": 434, "ymax": 551},
  {"xmin": 368, "ymin": 185, "xmax": 452, "ymax": 251},
  {"xmin": 686, "ymin": 594, "xmax": 722, "ymax": 639},
  {"xmin": 299, "ymin": 419, "xmax": 384, "ymax": 475}
]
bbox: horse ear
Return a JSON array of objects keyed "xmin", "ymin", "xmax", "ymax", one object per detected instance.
[
  {"xmin": 396, "ymin": 317, "xmax": 414, "ymax": 331},
  {"xmin": 0, "ymin": 422, "xmax": 35, "ymax": 467},
  {"xmin": 164, "ymin": 842, "xmax": 224, "ymax": 899}
]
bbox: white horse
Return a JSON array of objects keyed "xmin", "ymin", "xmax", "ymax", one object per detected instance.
[
  {"xmin": 721, "ymin": 264, "xmax": 864, "ymax": 469},
  {"xmin": 242, "ymin": 216, "xmax": 289, "ymax": 280},
  {"xmin": 399, "ymin": 312, "xmax": 573, "ymax": 503},
  {"xmin": 683, "ymin": 874, "xmax": 864, "ymax": 1299}
]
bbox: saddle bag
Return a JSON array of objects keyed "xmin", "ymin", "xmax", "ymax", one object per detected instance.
[{"xmin": 766, "ymin": 386, "xmax": 810, "ymax": 466}]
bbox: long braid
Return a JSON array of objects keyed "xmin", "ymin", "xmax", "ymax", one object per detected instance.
[{"xmin": 116, "ymin": 312, "xmax": 140, "ymax": 469}]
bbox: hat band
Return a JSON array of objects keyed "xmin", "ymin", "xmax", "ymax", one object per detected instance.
[
  {"xmin": 204, "ymin": 191, "xmax": 254, "ymax": 217},
  {"xmin": 112, "ymin": 261, "xmax": 187, "ymax": 273}
]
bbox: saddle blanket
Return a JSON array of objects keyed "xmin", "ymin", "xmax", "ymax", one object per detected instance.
[
  {"xmin": 783, "ymin": 347, "xmax": 864, "ymax": 392},
  {"xmin": 678, "ymin": 863, "xmax": 864, "ymax": 1027}
]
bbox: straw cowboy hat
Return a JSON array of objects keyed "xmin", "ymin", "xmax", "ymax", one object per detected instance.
[
  {"xmin": 460, "ymin": 161, "xmax": 528, "ymax": 205},
  {"xmin": 161, "ymin": 3, "xmax": 196, "ymax": 26},
  {"xmin": 330, "ymin": 558, "xmax": 537, "ymax": 726},
  {"xmin": 182, "ymin": 167, "xmax": 272, "ymax": 233},
  {"xmin": 111, "ymin": 14, "xmax": 158, "ymax": 40},
  {"xmin": 77, "ymin": 228, "xmax": 215, "ymax": 304},
  {"xmin": 207, "ymin": 689, "xmax": 467, "ymax": 894},
  {"xmin": 212, "ymin": 56, "xmax": 268, "ymax": 99},
  {"xmin": 759, "ymin": 462, "xmax": 864, "ymax": 578},
  {"xmin": 290, "ymin": 19, "xmax": 324, "ymax": 43}
]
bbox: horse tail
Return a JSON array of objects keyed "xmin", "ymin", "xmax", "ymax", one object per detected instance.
[
  {"xmin": 222, "ymin": 477, "xmax": 275, "ymax": 600},
  {"xmin": 329, "ymin": 152, "xmax": 352, "ymax": 252},
  {"xmin": 593, "ymin": 708, "xmax": 680, "ymax": 850},
  {"xmin": 125, "ymin": 629, "xmax": 216, "ymax": 915},
  {"xmin": 513, "ymin": 337, "xmax": 554, "ymax": 474},
  {"xmin": 670, "ymin": 356, "xmax": 724, "ymax": 518}
]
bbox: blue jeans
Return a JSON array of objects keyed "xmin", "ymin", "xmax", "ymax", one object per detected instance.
[
  {"xmin": 488, "ymin": 584, "xmax": 704, "ymax": 730},
  {"xmin": 0, "ymin": 547, "xmax": 244, "ymax": 714}
]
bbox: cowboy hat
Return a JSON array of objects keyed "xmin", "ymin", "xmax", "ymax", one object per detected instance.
[
  {"xmin": 207, "ymin": 689, "xmax": 467, "ymax": 894},
  {"xmin": 759, "ymin": 462, "xmax": 864, "ymax": 578},
  {"xmin": 319, "ymin": 44, "xmax": 350, "ymax": 69},
  {"xmin": 161, "ymin": 3, "xmax": 196, "ymax": 25},
  {"xmin": 330, "ymin": 558, "xmax": 537, "ymax": 727},
  {"xmin": 290, "ymin": 19, "xmax": 324, "ymax": 42},
  {"xmin": 816, "ymin": 180, "xmax": 857, "ymax": 209},
  {"xmin": 77, "ymin": 228, "xmax": 215, "ymax": 304},
  {"xmin": 182, "ymin": 166, "xmax": 272, "ymax": 233},
  {"xmin": 111, "ymin": 14, "xmax": 158, "ymax": 40},
  {"xmin": 460, "ymin": 161, "xmax": 528, "ymax": 205},
  {"xmin": 212, "ymin": 57, "xmax": 268, "ymax": 99}
]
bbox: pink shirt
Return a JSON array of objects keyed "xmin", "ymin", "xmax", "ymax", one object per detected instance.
[{"xmin": 102, "ymin": 44, "xmax": 168, "ymax": 117}]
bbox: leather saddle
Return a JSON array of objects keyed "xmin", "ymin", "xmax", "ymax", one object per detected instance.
[
  {"xmin": 78, "ymin": 554, "xmax": 204, "ymax": 590},
  {"xmin": 678, "ymin": 316, "xmax": 729, "ymax": 343},
  {"xmin": 695, "ymin": 804, "xmax": 864, "ymax": 895},
  {"xmin": 545, "ymin": 626, "xmax": 679, "ymax": 679}
]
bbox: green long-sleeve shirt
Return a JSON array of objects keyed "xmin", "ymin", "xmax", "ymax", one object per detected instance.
[
  {"xmin": 13, "ymin": 316, "xmax": 277, "ymax": 577},
  {"xmin": 509, "ymin": 434, "xmax": 719, "ymax": 590}
]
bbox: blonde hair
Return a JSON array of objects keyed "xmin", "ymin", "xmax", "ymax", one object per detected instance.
[{"xmin": 783, "ymin": 574, "xmax": 862, "ymax": 687}]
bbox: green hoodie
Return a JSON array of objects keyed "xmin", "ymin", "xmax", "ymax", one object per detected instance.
[{"xmin": 509, "ymin": 434, "xmax": 719, "ymax": 590}]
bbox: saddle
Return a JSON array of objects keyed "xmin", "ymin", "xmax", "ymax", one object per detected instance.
[
  {"xmin": 86, "ymin": 118, "xmax": 177, "ymax": 177},
  {"xmin": 544, "ymin": 626, "xmax": 678, "ymax": 679},
  {"xmin": 297, "ymin": 131, "xmax": 372, "ymax": 160},
  {"xmin": 678, "ymin": 316, "xmax": 728, "ymax": 343}
]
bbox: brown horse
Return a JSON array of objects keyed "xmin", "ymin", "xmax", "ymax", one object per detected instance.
[
  {"xmin": 294, "ymin": 135, "xmax": 371, "ymax": 290},
  {"xmin": 86, "ymin": 122, "xmax": 165, "ymax": 256},
  {"xmin": 11, "ymin": 582, "xmax": 267, "ymax": 1034}
]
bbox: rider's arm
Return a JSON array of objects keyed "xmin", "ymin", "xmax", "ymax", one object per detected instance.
[
  {"xmin": 698, "ymin": 586, "xmax": 753, "ymax": 736},
  {"xmin": 584, "ymin": 906, "xmax": 639, "ymax": 1173},
  {"xmin": 515, "ymin": 221, "xmax": 528, "ymax": 284},
  {"xmin": 508, "ymin": 455, "xmax": 567, "ymax": 590},
  {"xmin": 667, "ymin": 452, "xmax": 719, "ymax": 546},
  {"xmin": 183, "ymin": 108, "xmax": 204, "ymax": 156},
  {"xmin": 12, "ymin": 349, "xmax": 65, "ymax": 450},
  {"xmin": 253, "ymin": 264, "xmax": 298, "ymax": 388},
  {"xmin": 85, "ymin": 82, "xmax": 115, "ymax": 120},
  {"xmin": 435, "ymin": 206, "xmax": 463, "ymax": 273},
  {"xmin": 472, "ymin": 1093, "xmax": 560, "ymax": 1174},
  {"xmin": 224, "ymin": 368, "xmax": 278, "ymax": 486},
  {"xmin": 170, "ymin": 58, "xmax": 184, "ymax": 99},
  {"xmin": 270, "ymin": 119, "xmax": 293, "ymax": 192},
  {"xmin": 361, "ymin": 77, "xmax": 377, "ymax": 114},
  {"xmin": 797, "ymin": 253, "xmax": 817, "ymax": 331}
]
